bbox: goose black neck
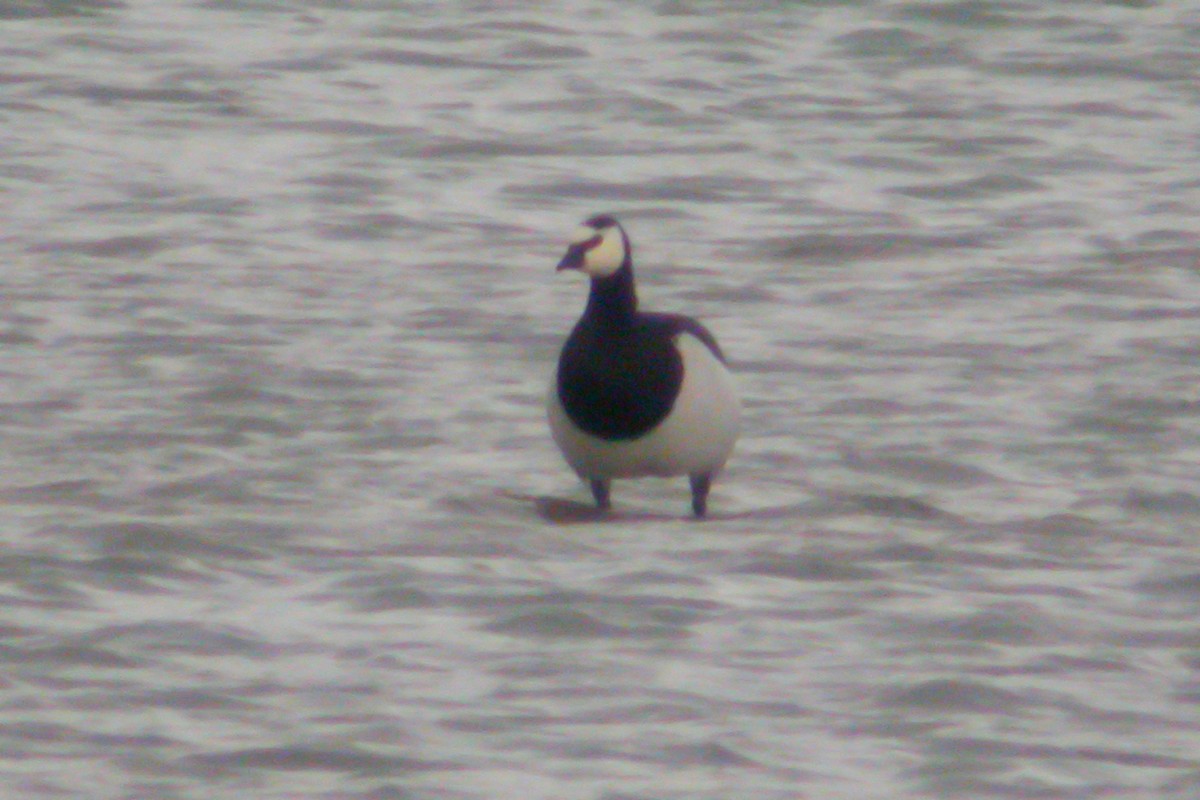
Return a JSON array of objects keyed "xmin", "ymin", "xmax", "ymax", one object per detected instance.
[{"xmin": 584, "ymin": 261, "xmax": 638, "ymax": 326}]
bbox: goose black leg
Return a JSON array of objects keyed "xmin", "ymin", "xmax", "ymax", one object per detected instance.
[
  {"xmin": 589, "ymin": 479, "xmax": 611, "ymax": 511},
  {"xmin": 689, "ymin": 473, "xmax": 712, "ymax": 518}
]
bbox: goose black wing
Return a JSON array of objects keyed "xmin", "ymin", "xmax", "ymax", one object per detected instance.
[{"xmin": 640, "ymin": 312, "xmax": 727, "ymax": 363}]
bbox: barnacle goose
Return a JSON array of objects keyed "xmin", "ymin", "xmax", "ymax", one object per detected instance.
[{"xmin": 548, "ymin": 214, "xmax": 740, "ymax": 517}]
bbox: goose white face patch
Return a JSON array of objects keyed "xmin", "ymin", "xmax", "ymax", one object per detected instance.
[
  {"xmin": 577, "ymin": 224, "xmax": 626, "ymax": 278},
  {"xmin": 569, "ymin": 225, "xmax": 598, "ymax": 245}
]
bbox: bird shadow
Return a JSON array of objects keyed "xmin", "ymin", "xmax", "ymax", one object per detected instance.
[{"xmin": 497, "ymin": 490, "xmax": 811, "ymax": 525}]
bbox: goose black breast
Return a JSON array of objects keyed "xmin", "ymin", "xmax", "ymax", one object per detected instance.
[{"xmin": 556, "ymin": 312, "xmax": 724, "ymax": 441}]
